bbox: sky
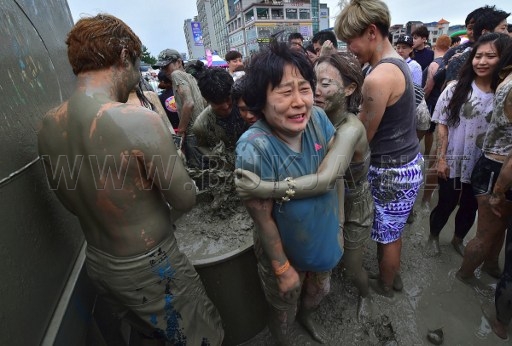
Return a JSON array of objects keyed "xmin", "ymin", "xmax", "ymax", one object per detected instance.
[{"xmin": 66, "ymin": 0, "xmax": 510, "ymax": 57}]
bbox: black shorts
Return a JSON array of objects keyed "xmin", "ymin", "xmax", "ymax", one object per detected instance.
[
  {"xmin": 427, "ymin": 121, "xmax": 437, "ymax": 133},
  {"xmin": 471, "ymin": 155, "xmax": 512, "ymax": 201}
]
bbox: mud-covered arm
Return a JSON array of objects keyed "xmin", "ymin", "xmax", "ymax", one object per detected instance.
[
  {"xmin": 243, "ymin": 198, "xmax": 300, "ymax": 295},
  {"xmin": 173, "ymin": 78, "xmax": 195, "ymax": 134},
  {"xmin": 137, "ymin": 107, "xmax": 196, "ymax": 212},
  {"xmin": 423, "ymin": 62, "xmax": 439, "ymax": 99},
  {"xmin": 435, "ymin": 123, "xmax": 449, "ymax": 180},
  {"xmin": 235, "ymin": 129, "xmax": 356, "ymax": 200},
  {"xmin": 336, "ymin": 178, "xmax": 345, "ymax": 227}
]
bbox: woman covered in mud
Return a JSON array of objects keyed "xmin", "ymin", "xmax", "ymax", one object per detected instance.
[
  {"xmin": 235, "ymin": 41, "xmax": 342, "ymax": 344},
  {"xmin": 235, "ymin": 52, "xmax": 374, "ymax": 320},
  {"xmin": 426, "ymin": 33, "xmax": 509, "ymax": 261},
  {"xmin": 335, "ymin": 0, "xmax": 423, "ymax": 298},
  {"xmin": 457, "ymin": 36, "xmax": 512, "ymax": 297}
]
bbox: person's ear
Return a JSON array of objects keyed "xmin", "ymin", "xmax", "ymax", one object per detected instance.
[
  {"xmin": 120, "ymin": 48, "xmax": 130, "ymax": 67},
  {"xmin": 367, "ymin": 24, "xmax": 377, "ymax": 40},
  {"xmin": 344, "ymin": 82, "xmax": 356, "ymax": 97}
]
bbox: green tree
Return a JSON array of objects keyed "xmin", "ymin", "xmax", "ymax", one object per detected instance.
[{"xmin": 141, "ymin": 45, "xmax": 157, "ymax": 65}]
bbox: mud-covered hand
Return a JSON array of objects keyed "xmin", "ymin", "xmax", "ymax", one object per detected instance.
[
  {"xmin": 320, "ymin": 40, "xmax": 336, "ymax": 57},
  {"xmin": 234, "ymin": 168, "xmax": 268, "ymax": 199},
  {"xmin": 436, "ymin": 158, "xmax": 449, "ymax": 180},
  {"xmin": 276, "ymin": 264, "xmax": 301, "ymax": 302}
]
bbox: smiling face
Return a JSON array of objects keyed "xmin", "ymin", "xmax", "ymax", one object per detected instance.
[
  {"xmin": 345, "ymin": 29, "xmax": 371, "ymax": 65},
  {"xmin": 210, "ymin": 97, "xmax": 233, "ymax": 118},
  {"xmin": 472, "ymin": 42, "xmax": 500, "ymax": 81},
  {"xmin": 314, "ymin": 62, "xmax": 347, "ymax": 116},
  {"xmin": 262, "ymin": 64, "xmax": 313, "ymax": 139}
]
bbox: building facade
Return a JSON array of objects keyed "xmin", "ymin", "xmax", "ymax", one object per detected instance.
[
  {"xmin": 184, "ymin": 18, "xmax": 206, "ymax": 59},
  {"xmin": 224, "ymin": 0, "xmax": 332, "ymax": 57}
]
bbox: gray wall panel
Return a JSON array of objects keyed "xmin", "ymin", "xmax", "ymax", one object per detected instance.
[
  {"xmin": 0, "ymin": 0, "xmax": 86, "ymax": 345},
  {"xmin": 0, "ymin": 163, "xmax": 83, "ymax": 344}
]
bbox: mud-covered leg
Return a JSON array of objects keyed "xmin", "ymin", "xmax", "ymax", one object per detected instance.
[
  {"xmin": 343, "ymin": 247, "xmax": 373, "ymax": 320},
  {"xmin": 458, "ymin": 196, "xmax": 507, "ymax": 295},
  {"xmin": 268, "ymin": 305, "xmax": 298, "ymax": 346},
  {"xmin": 297, "ymin": 272, "xmax": 331, "ymax": 343}
]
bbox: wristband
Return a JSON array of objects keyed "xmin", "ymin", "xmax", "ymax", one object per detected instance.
[{"xmin": 274, "ymin": 260, "xmax": 290, "ymax": 276}]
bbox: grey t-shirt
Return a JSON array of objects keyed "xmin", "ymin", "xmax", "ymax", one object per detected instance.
[{"xmin": 171, "ymin": 70, "xmax": 206, "ymax": 132}]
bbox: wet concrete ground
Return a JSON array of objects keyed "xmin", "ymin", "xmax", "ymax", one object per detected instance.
[{"xmin": 240, "ymin": 190, "xmax": 510, "ymax": 346}]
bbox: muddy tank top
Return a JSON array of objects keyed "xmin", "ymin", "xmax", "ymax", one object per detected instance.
[
  {"xmin": 483, "ymin": 78, "xmax": 512, "ymax": 157},
  {"xmin": 368, "ymin": 58, "xmax": 419, "ymax": 167}
]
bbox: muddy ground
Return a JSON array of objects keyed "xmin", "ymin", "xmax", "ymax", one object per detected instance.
[{"xmin": 175, "ymin": 182, "xmax": 510, "ymax": 346}]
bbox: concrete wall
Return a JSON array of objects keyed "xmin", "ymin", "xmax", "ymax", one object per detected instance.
[{"xmin": 0, "ymin": 0, "xmax": 87, "ymax": 344}]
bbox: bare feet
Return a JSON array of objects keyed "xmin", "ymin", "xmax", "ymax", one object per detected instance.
[
  {"xmin": 420, "ymin": 201, "xmax": 431, "ymax": 214},
  {"xmin": 297, "ymin": 308, "xmax": 328, "ymax": 344},
  {"xmin": 481, "ymin": 303, "xmax": 509, "ymax": 340},
  {"xmin": 368, "ymin": 272, "xmax": 402, "ymax": 291},
  {"xmin": 456, "ymin": 270, "xmax": 495, "ymax": 297},
  {"xmin": 451, "ymin": 237, "xmax": 465, "ymax": 257},
  {"xmin": 357, "ymin": 295, "xmax": 374, "ymax": 322},
  {"xmin": 393, "ymin": 273, "xmax": 403, "ymax": 292},
  {"xmin": 369, "ymin": 278, "xmax": 394, "ymax": 298},
  {"xmin": 425, "ymin": 235, "xmax": 440, "ymax": 257},
  {"xmin": 426, "ymin": 328, "xmax": 444, "ymax": 345}
]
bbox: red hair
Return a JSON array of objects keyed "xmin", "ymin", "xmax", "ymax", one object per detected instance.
[{"xmin": 66, "ymin": 14, "xmax": 142, "ymax": 75}]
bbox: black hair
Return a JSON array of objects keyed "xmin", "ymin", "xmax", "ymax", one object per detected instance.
[
  {"xmin": 508, "ymin": 24, "xmax": 512, "ymax": 33},
  {"xmin": 491, "ymin": 40, "xmax": 512, "ymax": 91},
  {"xmin": 135, "ymin": 79, "xmax": 156, "ymax": 111},
  {"xmin": 473, "ymin": 6, "xmax": 510, "ymax": 42},
  {"xmin": 225, "ymin": 50, "xmax": 243, "ymax": 62},
  {"xmin": 197, "ymin": 67, "xmax": 234, "ymax": 104},
  {"xmin": 305, "ymin": 43, "xmax": 316, "ymax": 54},
  {"xmin": 244, "ymin": 41, "xmax": 315, "ymax": 119},
  {"xmin": 232, "ymin": 75, "xmax": 247, "ymax": 103},
  {"xmin": 411, "ymin": 26, "xmax": 429, "ymax": 39},
  {"xmin": 447, "ymin": 33, "xmax": 511, "ymax": 127},
  {"xmin": 451, "ymin": 36, "xmax": 461, "ymax": 45},
  {"xmin": 465, "ymin": 6, "xmax": 489, "ymax": 26},
  {"xmin": 288, "ymin": 32, "xmax": 304, "ymax": 42},
  {"xmin": 185, "ymin": 59, "xmax": 206, "ymax": 80},
  {"xmin": 312, "ymin": 30, "xmax": 338, "ymax": 48}
]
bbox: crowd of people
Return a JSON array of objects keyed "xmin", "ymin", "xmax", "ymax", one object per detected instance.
[{"xmin": 37, "ymin": 0, "xmax": 512, "ymax": 344}]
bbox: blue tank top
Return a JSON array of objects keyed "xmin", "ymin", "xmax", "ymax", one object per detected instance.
[{"xmin": 369, "ymin": 58, "xmax": 420, "ymax": 166}]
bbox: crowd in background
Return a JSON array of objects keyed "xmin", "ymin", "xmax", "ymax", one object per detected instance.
[{"xmin": 39, "ymin": 1, "xmax": 512, "ymax": 344}]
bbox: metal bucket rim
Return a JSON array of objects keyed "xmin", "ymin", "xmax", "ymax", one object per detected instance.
[{"xmin": 191, "ymin": 239, "xmax": 253, "ymax": 267}]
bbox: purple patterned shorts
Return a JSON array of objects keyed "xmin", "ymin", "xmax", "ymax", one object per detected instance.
[{"xmin": 368, "ymin": 153, "xmax": 424, "ymax": 244}]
